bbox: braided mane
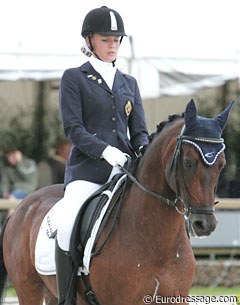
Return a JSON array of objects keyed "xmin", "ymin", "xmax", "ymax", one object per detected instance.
[{"xmin": 149, "ymin": 113, "xmax": 184, "ymax": 143}]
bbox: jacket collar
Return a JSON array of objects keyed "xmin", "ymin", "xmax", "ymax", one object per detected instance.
[{"xmin": 80, "ymin": 62, "xmax": 125, "ymax": 93}]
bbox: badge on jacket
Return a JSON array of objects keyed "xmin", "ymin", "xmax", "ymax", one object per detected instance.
[{"xmin": 125, "ymin": 100, "xmax": 132, "ymax": 116}]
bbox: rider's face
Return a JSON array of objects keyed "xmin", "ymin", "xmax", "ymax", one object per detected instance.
[{"xmin": 86, "ymin": 34, "xmax": 120, "ymax": 62}]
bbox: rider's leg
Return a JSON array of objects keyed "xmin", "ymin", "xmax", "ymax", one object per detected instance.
[
  {"xmin": 55, "ymin": 239, "xmax": 75, "ymax": 305},
  {"xmin": 55, "ymin": 166, "xmax": 122, "ymax": 304},
  {"xmin": 55, "ymin": 180, "xmax": 101, "ymax": 305}
]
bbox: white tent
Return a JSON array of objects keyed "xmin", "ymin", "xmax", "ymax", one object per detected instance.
[
  {"xmin": 1, "ymin": 0, "xmax": 240, "ymax": 98},
  {"xmin": 0, "ymin": 49, "xmax": 239, "ymax": 98}
]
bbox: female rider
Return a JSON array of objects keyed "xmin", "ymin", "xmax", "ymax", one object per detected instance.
[{"xmin": 56, "ymin": 6, "xmax": 149, "ymax": 305}]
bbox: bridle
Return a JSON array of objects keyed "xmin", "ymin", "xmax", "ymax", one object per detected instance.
[{"xmin": 121, "ymin": 125, "xmax": 224, "ymax": 216}]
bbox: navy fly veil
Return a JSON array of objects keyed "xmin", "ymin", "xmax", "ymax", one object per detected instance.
[{"xmin": 182, "ymin": 99, "xmax": 235, "ymax": 165}]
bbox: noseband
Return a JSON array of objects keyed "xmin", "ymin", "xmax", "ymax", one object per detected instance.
[{"xmin": 121, "ymin": 125, "xmax": 224, "ymax": 216}]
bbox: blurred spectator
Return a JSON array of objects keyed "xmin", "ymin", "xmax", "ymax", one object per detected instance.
[
  {"xmin": 38, "ymin": 139, "xmax": 71, "ymax": 188},
  {"xmin": 0, "ymin": 148, "xmax": 38, "ymax": 200},
  {"xmin": 0, "ymin": 148, "xmax": 38, "ymax": 217}
]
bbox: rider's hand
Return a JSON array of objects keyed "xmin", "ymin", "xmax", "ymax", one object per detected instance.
[{"xmin": 102, "ymin": 146, "xmax": 127, "ymax": 167}]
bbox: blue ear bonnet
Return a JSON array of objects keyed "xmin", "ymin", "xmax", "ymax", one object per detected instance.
[
  {"xmin": 182, "ymin": 99, "xmax": 234, "ymax": 165},
  {"xmin": 184, "ymin": 116, "xmax": 222, "ymax": 139}
]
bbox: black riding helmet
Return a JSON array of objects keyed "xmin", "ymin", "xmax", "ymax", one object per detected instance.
[
  {"xmin": 81, "ymin": 6, "xmax": 127, "ymax": 63},
  {"xmin": 81, "ymin": 6, "xmax": 127, "ymax": 38}
]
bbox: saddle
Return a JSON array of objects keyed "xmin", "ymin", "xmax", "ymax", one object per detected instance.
[{"xmin": 69, "ymin": 172, "xmax": 127, "ymax": 270}]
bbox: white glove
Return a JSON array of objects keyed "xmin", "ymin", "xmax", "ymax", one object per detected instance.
[{"xmin": 102, "ymin": 146, "xmax": 127, "ymax": 167}]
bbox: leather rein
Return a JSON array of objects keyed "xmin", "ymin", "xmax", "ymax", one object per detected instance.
[{"xmin": 121, "ymin": 125, "xmax": 224, "ymax": 216}]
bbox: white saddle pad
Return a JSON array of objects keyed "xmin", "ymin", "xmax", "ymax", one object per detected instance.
[
  {"xmin": 35, "ymin": 199, "xmax": 63, "ymax": 275},
  {"xmin": 35, "ymin": 175, "xmax": 126, "ymax": 276}
]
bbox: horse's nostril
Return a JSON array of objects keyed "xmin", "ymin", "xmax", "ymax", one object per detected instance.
[
  {"xmin": 194, "ymin": 221, "xmax": 205, "ymax": 230},
  {"xmin": 190, "ymin": 215, "xmax": 217, "ymax": 237}
]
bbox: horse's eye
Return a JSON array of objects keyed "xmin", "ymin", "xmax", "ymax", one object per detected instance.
[{"xmin": 184, "ymin": 159, "xmax": 192, "ymax": 168}]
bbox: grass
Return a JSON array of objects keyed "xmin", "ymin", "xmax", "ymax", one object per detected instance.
[
  {"xmin": 4, "ymin": 287, "xmax": 16, "ymax": 297},
  {"xmin": 190, "ymin": 286, "xmax": 240, "ymax": 296},
  {"xmin": 5, "ymin": 286, "xmax": 240, "ymax": 297}
]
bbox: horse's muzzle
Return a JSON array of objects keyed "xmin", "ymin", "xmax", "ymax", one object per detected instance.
[{"xmin": 189, "ymin": 214, "xmax": 218, "ymax": 237}]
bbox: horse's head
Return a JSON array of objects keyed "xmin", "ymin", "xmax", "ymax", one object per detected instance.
[{"xmin": 166, "ymin": 98, "xmax": 235, "ymax": 237}]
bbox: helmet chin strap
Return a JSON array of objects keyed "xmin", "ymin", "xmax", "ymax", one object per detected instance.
[{"xmin": 87, "ymin": 36, "xmax": 106, "ymax": 63}]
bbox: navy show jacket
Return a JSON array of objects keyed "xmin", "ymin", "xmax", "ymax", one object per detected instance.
[{"xmin": 60, "ymin": 61, "xmax": 149, "ymax": 186}]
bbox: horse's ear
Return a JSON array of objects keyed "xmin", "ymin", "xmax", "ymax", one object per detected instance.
[
  {"xmin": 215, "ymin": 100, "xmax": 235, "ymax": 131},
  {"xmin": 184, "ymin": 98, "xmax": 197, "ymax": 129}
]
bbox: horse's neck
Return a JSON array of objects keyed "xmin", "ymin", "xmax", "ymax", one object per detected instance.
[
  {"xmin": 120, "ymin": 186, "xmax": 186, "ymax": 260},
  {"xmin": 135, "ymin": 126, "xmax": 181, "ymax": 204},
  {"xmin": 136, "ymin": 142, "xmax": 174, "ymax": 202},
  {"xmin": 122, "ymin": 157, "xmax": 185, "ymax": 246}
]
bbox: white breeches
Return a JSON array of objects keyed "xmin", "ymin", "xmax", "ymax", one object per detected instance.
[{"xmin": 57, "ymin": 166, "xmax": 121, "ymax": 251}]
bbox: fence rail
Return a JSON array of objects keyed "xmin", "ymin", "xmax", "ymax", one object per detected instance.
[
  {"xmin": 217, "ymin": 198, "xmax": 240, "ymax": 209},
  {"xmin": 0, "ymin": 199, "xmax": 21, "ymax": 209},
  {"xmin": 0, "ymin": 198, "xmax": 240, "ymax": 210},
  {"xmin": 1, "ymin": 198, "xmax": 240, "ymax": 260}
]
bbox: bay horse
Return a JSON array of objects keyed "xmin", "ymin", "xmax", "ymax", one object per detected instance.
[{"xmin": 0, "ymin": 99, "xmax": 234, "ymax": 305}]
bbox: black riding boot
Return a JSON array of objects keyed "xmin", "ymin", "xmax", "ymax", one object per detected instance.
[{"xmin": 55, "ymin": 239, "xmax": 76, "ymax": 305}]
